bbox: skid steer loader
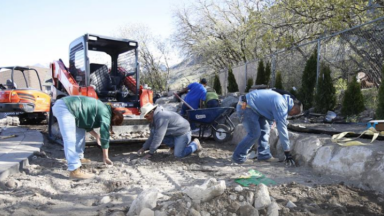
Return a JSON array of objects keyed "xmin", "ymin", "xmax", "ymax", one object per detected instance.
[{"xmin": 48, "ymin": 34, "xmax": 153, "ymax": 144}]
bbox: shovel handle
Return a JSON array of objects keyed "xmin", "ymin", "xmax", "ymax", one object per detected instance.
[{"xmin": 174, "ymin": 93, "xmax": 194, "ymax": 110}]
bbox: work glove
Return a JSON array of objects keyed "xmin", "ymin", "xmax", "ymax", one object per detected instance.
[
  {"xmin": 137, "ymin": 148, "xmax": 145, "ymax": 156},
  {"xmin": 284, "ymin": 151, "xmax": 296, "ymax": 167}
]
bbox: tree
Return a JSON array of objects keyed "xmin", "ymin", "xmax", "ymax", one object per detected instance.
[
  {"xmin": 173, "ymin": 0, "xmax": 268, "ymax": 71},
  {"xmin": 265, "ymin": 61, "xmax": 271, "ymax": 85},
  {"xmin": 342, "ymin": 77, "xmax": 365, "ymax": 117},
  {"xmin": 376, "ymin": 66, "xmax": 384, "ymax": 118},
  {"xmin": 213, "ymin": 73, "xmax": 222, "ymax": 95},
  {"xmin": 255, "ymin": 60, "xmax": 265, "ymax": 85},
  {"xmin": 227, "ymin": 65, "xmax": 239, "ymax": 93},
  {"xmin": 115, "ymin": 23, "xmax": 174, "ymax": 92},
  {"xmin": 314, "ymin": 64, "xmax": 336, "ymax": 113},
  {"xmin": 298, "ymin": 50, "xmax": 318, "ymax": 110},
  {"xmin": 245, "ymin": 78, "xmax": 254, "ymax": 92},
  {"xmin": 275, "ymin": 71, "xmax": 283, "ymax": 90}
]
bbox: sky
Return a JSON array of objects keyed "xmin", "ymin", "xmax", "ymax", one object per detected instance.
[{"xmin": 0, "ymin": 0, "xmax": 187, "ymax": 68}]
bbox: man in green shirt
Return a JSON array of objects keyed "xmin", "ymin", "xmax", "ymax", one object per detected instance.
[
  {"xmin": 204, "ymin": 88, "xmax": 220, "ymax": 108},
  {"xmin": 52, "ymin": 96, "xmax": 123, "ymax": 179}
]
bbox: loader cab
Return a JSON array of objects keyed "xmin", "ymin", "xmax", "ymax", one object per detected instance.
[{"xmin": 68, "ymin": 34, "xmax": 139, "ymax": 104}]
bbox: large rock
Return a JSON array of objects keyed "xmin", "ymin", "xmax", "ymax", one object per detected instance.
[
  {"xmin": 155, "ymin": 96, "xmax": 176, "ymax": 105},
  {"xmin": 221, "ymin": 96, "xmax": 238, "ymax": 108},
  {"xmin": 127, "ymin": 188, "xmax": 159, "ymax": 216},
  {"xmin": 292, "ymin": 135, "xmax": 324, "ymax": 165},
  {"xmin": 182, "ymin": 178, "xmax": 226, "ymax": 203},
  {"xmin": 267, "ymin": 201, "xmax": 279, "ymax": 216},
  {"xmin": 237, "ymin": 204, "xmax": 259, "ymax": 216},
  {"xmin": 229, "ymin": 112, "xmax": 241, "ymax": 126},
  {"xmin": 139, "ymin": 208, "xmax": 154, "ymax": 216},
  {"xmin": 312, "ymin": 145, "xmax": 373, "ymax": 179},
  {"xmin": 254, "ymin": 184, "xmax": 271, "ymax": 210},
  {"xmin": 364, "ymin": 157, "xmax": 384, "ymax": 193},
  {"xmin": 229, "ymin": 124, "xmax": 248, "ymax": 145},
  {"xmin": 161, "ymin": 103, "xmax": 180, "ymax": 113}
]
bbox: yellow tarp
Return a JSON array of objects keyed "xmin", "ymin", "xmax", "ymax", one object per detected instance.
[{"xmin": 331, "ymin": 127, "xmax": 382, "ymax": 146}]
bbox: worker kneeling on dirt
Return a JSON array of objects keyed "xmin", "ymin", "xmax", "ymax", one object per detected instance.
[
  {"xmin": 52, "ymin": 96, "xmax": 123, "ymax": 179},
  {"xmin": 137, "ymin": 103, "xmax": 202, "ymax": 159},
  {"xmin": 232, "ymin": 89, "xmax": 302, "ymax": 166}
]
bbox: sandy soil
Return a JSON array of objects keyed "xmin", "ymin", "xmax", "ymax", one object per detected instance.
[{"xmin": 0, "ymin": 125, "xmax": 383, "ymax": 216}]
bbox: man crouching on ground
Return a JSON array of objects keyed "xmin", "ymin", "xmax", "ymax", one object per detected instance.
[
  {"xmin": 232, "ymin": 89, "xmax": 302, "ymax": 165},
  {"xmin": 137, "ymin": 103, "xmax": 202, "ymax": 159},
  {"xmin": 52, "ymin": 96, "xmax": 124, "ymax": 179}
]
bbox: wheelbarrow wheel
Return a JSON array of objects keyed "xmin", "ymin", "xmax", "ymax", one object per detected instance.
[{"xmin": 213, "ymin": 124, "xmax": 232, "ymax": 142}]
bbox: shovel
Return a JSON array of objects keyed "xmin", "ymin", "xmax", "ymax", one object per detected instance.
[{"xmin": 173, "ymin": 93, "xmax": 194, "ymax": 110}]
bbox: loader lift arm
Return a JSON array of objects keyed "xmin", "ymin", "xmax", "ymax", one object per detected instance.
[{"xmin": 50, "ymin": 59, "xmax": 98, "ymax": 99}]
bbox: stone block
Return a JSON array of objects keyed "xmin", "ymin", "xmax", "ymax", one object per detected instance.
[
  {"xmin": 313, "ymin": 146, "xmax": 373, "ymax": 179},
  {"xmin": 127, "ymin": 188, "xmax": 159, "ymax": 216},
  {"xmin": 183, "ymin": 178, "xmax": 226, "ymax": 203},
  {"xmin": 292, "ymin": 135, "xmax": 323, "ymax": 165},
  {"xmin": 254, "ymin": 184, "xmax": 271, "ymax": 210},
  {"xmin": 364, "ymin": 159, "xmax": 384, "ymax": 193},
  {"xmin": 228, "ymin": 124, "xmax": 248, "ymax": 146}
]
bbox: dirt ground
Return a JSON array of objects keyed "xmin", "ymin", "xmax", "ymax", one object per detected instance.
[{"xmin": 0, "ymin": 125, "xmax": 383, "ymax": 216}]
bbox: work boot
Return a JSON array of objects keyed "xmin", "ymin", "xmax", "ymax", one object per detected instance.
[
  {"xmin": 69, "ymin": 168, "xmax": 95, "ymax": 180},
  {"xmin": 80, "ymin": 158, "xmax": 92, "ymax": 164},
  {"xmin": 258, "ymin": 157, "xmax": 280, "ymax": 163},
  {"xmin": 193, "ymin": 138, "xmax": 203, "ymax": 152}
]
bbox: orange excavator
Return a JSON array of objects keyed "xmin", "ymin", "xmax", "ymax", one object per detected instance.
[
  {"xmin": 48, "ymin": 34, "xmax": 153, "ymax": 143},
  {"xmin": 0, "ymin": 66, "xmax": 51, "ymax": 124}
]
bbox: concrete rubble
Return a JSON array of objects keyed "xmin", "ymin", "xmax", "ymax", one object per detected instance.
[{"xmin": 128, "ymin": 178, "xmax": 286, "ymax": 216}]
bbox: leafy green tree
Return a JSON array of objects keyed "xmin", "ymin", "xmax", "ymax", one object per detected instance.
[
  {"xmin": 265, "ymin": 61, "xmax": 271, "ymax": 85},
  {"xmin": 275, "ymin": 71, "xmax": 283, "ymax": 90},
  {"xmin": 298, "ymin": 49, "xmax": 317, "ymax": 110},
  {"xmin": 245, "ymin": 78, "xmax": 254, "ymax": 92},
  {"xmin": 227, "ymin": 65, "xmax": 239, "ymax": 92},
  {"xmin": 255, "ymin": 60, "xmax": 265, "ymax": 85},
  {"xmin": 213, "ymin": 73, "xmax": 222, "ymax": 95},
  {"xmin": 314, "ymin": 64, "xmax": 336, "ymax": 113},
  {"xmin": 342, "ymin": 77, "xmax": 365, "ymax": 117},
  {"xmin": 376, "ymin": 66, "xmax": 384, "ymax": 118}
]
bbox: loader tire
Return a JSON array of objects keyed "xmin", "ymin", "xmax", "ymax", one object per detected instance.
[{"xmin": 213, "ymin": 124, "xmax": 232, "ymax": 142}]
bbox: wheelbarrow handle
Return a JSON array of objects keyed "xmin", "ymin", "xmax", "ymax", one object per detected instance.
[{"xmin": 174, "ymin": 92, "xmax": 194, "ymax": 110}]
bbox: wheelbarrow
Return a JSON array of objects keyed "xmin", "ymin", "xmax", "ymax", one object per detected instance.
[{"xmin": 187, "ymin": 107, "xmax": 235, "ymax": 142}]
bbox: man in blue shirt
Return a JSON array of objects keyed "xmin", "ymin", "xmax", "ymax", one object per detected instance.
[
  {"xmin": 178, "ymin": 79, "xmax": 207, "ymax": 131},
  {"xmin": 232, "ymin": 89, "xmax": 302, "ymax": 166},
  {"xmin": 178, "ymin": 78, "xmax": 207, "ymax": 115}
]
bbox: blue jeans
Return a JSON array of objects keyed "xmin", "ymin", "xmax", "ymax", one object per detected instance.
[
  {"xmin": 232, "ymin": 103, "xmax": 272, "ymax": 164},
  {"xmin": 206, "ymin": 99, "xmax": 220, "ymax": 108},
  {"xmin": 162, "ymin": 131, "xmax": 198, "ymax": 158},
  {"xmin": 52, "ymin": 99, "xmax": 86, "ymax": 171}
]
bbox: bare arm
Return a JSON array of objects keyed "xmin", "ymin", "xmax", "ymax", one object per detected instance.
[
  {"xmin": 102, "ymin": 148, "xmax": 113, "ymax": 165},
  {"xmin": 89, "ymin": 130, "xmax": 113, "ymax": 165},
  {"xmin": 89, "ymin": 130, "xmax": 101, "ymax": 146}
]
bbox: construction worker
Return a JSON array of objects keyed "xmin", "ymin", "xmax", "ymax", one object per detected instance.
[
  {"xmin": 177, "ymin": 78, "xmax": 207, "ymax": 131},
  {"xmin": 137, "ymin": 103, "xmax": 202, "ymax": 159},
  {"xmin": 178, "ymin": 78, "xmax": 207, "ymax": 115},
  {"xmin": 204, "ymin": 87, "xmax": 220, "ymax": 108},
  {"xmin": 52, "ymin": 96, "xmax": 124, "ymax": 179},
  {"xmin": 232, "ymin": 89, "xmax": 302, "ymax": 165}
]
